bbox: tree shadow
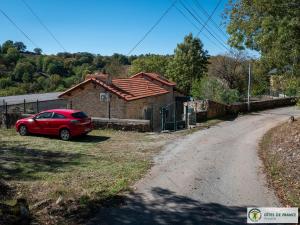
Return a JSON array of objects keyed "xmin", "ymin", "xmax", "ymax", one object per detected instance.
[
  {"xmin": 0, "ymin": 141, "xmax": 85, "ymax": 181},
  {"xmin": 73, "ymin": 187, "xmax": 248, "ymax": 225}
]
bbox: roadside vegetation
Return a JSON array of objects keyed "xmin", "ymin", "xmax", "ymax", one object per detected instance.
[{"xmin": 259, "ymin": 118, "xmax": 300, "ymax": 206}]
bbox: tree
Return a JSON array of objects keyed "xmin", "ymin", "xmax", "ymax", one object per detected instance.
[
  {"xmin": 191, "ymin": 76, "xmax": 240, "ymax": 104},
  {"xmin": 208, "ymin": 50, "xmax": 248, "ymax": 95},
  {"xmin": 14, "ymin": 42, "xmax": 26, "ymax": 52},
  {"xmin": 33, "ymin": 48, "xmax": 42, "ymax": 55},
  {"xmin": 1, "ymin": 40, "xmax": 14, "ymax": 53},
  {"xmin": 225, "ymin": 0, "xmax": 300, "ymax": 74},
  {"xmin": 104, "ymin": 58, "xmax": 127, "ymax": 77},
  {"xmin": 167, "ymin": 33, "xmax": 209, "ymax": 94},
  {"xmin": 6, "ymin": 47, "xmax": 20, "ymax": 64},
  {"xmin": 14, "ymin": 61, "xmax": 35, "ymax": 82},
  {"xmin": 129, "ymin": 55, "xmax": 169, "ymax": 75}
]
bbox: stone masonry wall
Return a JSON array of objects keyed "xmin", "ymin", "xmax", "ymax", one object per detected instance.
[
  {"xmin": 64, "ymin": 83, "xmax": 126, "ymax": 118},
  {"xmin": 62, "ymin": 82, "xmax": 175, "ymax": 130}
]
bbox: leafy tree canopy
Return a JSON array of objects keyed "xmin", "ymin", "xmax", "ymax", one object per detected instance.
[
  {"xmin": 129, "ymin": 54, "xmax": 170, "ymax": 75},
  {"xmin": 167, "ymin": 33, "xmax": 209, "ymax": 94},
  {"xmin": 225, "ymin": 0, "xmax": 300, "ymax": 74}
]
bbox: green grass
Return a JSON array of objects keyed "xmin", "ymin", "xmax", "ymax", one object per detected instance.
[{"xmin": 0, "ymin": 129, "xmax": 159, "ymax": 223}]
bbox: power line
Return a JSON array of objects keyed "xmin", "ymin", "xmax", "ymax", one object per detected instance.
[
  {"xmin": 0, "ymin": 8, "xmax": 39, "ymax": 48},
  {"xmin": 127, "ymin": 0, "xmax": 177, "ymax": 55},
  {"xmin": 179, "ymin": 1, "xmax": 230, "ymax": 51},
  {"xmin": 21, "ymin": 0, "xmax": 67, "ymax": 52},
  {"xmin": 193, "ymin": 0, "xmax": 228, "ymax": 38},
  {"xmin": 184, "ymin": 0, "xmax": 226, "ymax": 44},
  {"xmin": 196, "ymin": 0, "xmax": 222, "ymax": 36},
  {"xmin": 174, "ymin": 4, "xmax": 225, "ymax": 51}
]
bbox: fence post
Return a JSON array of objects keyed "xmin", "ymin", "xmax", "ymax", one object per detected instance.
[
  {"xmin": 23, "ymin": 99, "xmax": 26, "ymax": 114},
  {"xmin": 1, "ymin": 100, "xmax": 5, "ymax": 128},
  {"xmin": 173, "ymin": 101, "xmax": 176, "ymax": 131},
  {"xmin": 36, "ymin": 99, "xmax": 39, "ymax": 113},
  {"xmin": 185, "ymin": 105, "xmax": 189, "ymax": 129},
  {"xmin": 5, "ymin": 102, "xmax": 8, "ymax": 129}
]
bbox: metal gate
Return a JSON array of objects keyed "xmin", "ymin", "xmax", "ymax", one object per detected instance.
[{"xmin": 160, "ymin": 100, "xmax": 187, "ymax": 131}]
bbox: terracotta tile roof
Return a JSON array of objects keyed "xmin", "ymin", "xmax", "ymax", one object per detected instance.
[
  {"xmin": 131, "ymin": 72, "xmax": 176, "ymax": 86},
  {"xmin": 112, "ymin": 78, "xmax": 169, "ymax": 100},
  {"xmin": 59, "ymin": 76, "xmax": 170, "ymax": 101}
]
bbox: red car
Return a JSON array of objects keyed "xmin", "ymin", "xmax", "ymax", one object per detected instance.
[{"xmin": 15, "ymin": 109, "xmax": 93, "ymax": 141}]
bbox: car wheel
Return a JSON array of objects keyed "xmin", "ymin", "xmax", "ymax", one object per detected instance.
[
  {"xmin": 60, "ymin": 129, "xmax": 70, "ymax": 141},
  {"xmin": 19, "ymin": 125, "xmax": 28, "ymax": 136}
]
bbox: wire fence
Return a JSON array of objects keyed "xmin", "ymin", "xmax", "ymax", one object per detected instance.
[{"xmin": 0, "ymin": 98, "xmax": 67, "ymax": 128}]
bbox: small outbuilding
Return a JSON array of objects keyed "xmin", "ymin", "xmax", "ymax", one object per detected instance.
[{"xmin": 59, "ymin": 72, "xmax": 184, "ymax": 130}]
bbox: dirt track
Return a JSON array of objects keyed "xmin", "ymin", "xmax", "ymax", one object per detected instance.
[{"xmin": 89, "ymin": 106, "xmax": 300, "ymax": 225}]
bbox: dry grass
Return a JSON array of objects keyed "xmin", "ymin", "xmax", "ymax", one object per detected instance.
[
  {"xmin": 0, "ymin": 119, "xmax": 225, "ymax": 224},
  {"xmin": 0, "ymin": 129, "xmax": 180, "ymax": 224},
  {"xmin": 259, "ymin": 118, "xmax": 300, "ymax": 207}
]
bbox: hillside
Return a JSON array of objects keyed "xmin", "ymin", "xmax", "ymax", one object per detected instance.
[{"xmin": 0, "ymin": 40, "xmax": 139, "ymax": 97}]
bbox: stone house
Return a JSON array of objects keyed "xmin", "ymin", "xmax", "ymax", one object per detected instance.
[{"xmin": 59, "ymin": 72, "xmax": 183, "ymax": 130}]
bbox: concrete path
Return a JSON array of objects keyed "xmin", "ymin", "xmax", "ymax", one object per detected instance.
[{"xmin": 88, "ymin": 106, "xmax": 300, "ymax": 225}]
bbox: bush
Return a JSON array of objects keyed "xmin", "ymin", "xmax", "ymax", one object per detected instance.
[{"xmin": 191, "ymin": 76, "xmax": 240, "ymax": 104}]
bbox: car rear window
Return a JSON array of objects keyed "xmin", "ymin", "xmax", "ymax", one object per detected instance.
[{"xmin": 72, "ymin": 112, "xmax": 88, "ymax": 119}]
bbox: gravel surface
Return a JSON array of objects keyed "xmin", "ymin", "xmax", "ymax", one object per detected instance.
[{"xmin": 88, "ymin": 106, "xmax": 300, "ymax": 225}]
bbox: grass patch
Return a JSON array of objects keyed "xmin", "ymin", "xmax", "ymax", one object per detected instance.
[
  {"xmin": 0, "ymin": 118, "xmax": 230, "ymax": 224},
  {"xmin": 0, "ymin": 129, "xmax": 164, "ymax": 224}
]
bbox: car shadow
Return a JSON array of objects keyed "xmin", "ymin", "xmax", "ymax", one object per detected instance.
[
  {"xmin": 71, "ymin": 135, "xmax": 110, "ymax": 143},
  {"xmin": 26, "ymin": 134, "xmax": 110, "ymax": 143}
]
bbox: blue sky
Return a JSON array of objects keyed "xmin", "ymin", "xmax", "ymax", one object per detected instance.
[{"xmin": 1, "ymin": 0, "xmax": 232, "ymax": 56}]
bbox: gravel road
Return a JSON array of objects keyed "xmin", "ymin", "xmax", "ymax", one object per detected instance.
[{"xmin": 89, "ymin": 106, "xmax": 300, "ymax": 225}]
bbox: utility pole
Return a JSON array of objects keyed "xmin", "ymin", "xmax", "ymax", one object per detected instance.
[{"xmin": 247, "ymin": 62, "xmax": 251, "ymax": 111}]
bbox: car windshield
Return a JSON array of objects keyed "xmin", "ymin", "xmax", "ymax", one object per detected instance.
[{"xmin": 72, "ymin": 112, "xmax": 88, "ymax": 119}]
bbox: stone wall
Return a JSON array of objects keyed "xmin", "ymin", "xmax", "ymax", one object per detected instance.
[
  {"xmin": 227, "ymin": 97, "xmax": 297, "ymax": 114},
  {"xmin": 92, "ymin": 118, "xmax": 151, "ymax": 132},
  {"xmin": 206, "ymin": 100, "xmax": 227, "ymax": 119},
  {"xmin": 187, "ymin": 97, "xmax": 298, "ymax": 123},
  {"xmin": 185, "ymin": 100, "xmax": 227, "ymax": 122},
  {"xmin": 64, "ymin": 84, "xmax": 126, "ymax": 118}
]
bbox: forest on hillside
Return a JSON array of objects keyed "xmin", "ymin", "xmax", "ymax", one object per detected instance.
[{"xmin": 0, "ymin": 40, "xmax": 140, "ymax": 96}]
